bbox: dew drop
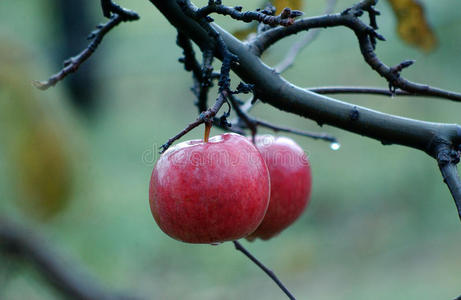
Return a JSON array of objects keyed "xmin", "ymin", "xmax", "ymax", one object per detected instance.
[{"xmin": 330, "ymin": 142, "xmax": 341, "ymax": 151}]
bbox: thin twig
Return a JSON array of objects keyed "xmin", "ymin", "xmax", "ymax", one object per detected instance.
[
  {"xmin": 307, "ymin": 86, "xmax": 412, "ymax": 96},
  {"xmin": 196, "ymin": 2, "xmax": 303, "ymax": 26},
  {"xmin": 159, "ymin": 91, "xmax": 228, "ymax": 153},
  {"xmin": 233, "ymin": 241, "xmax": 296, "ymax": 300},
  {"xmin": 275, "ymin": 0, "xmax": 337, "ymax": 73},
  {"xmin": 33, "ymin": 12, "xmax": 138, "ymax": 90},
  {"xmin": 178, "ymin": 0, "xmax": 238, "ymax": 93},
  {"xmin": 0, "ymin": 216, "xmax": 138, "ymax": 300},
  {"xmin": 255, "ymin": 118, "xmax": 337, "ymax": 143},
  {"xmin": 229, "ymin": 94, "xmax": 337, "ymax": 143}
]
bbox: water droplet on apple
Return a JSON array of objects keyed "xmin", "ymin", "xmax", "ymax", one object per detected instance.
[{"xmin": 330, "ymin": 142, "xmax": 341, "ymax": 151}]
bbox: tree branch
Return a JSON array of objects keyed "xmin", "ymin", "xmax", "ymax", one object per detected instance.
[
  {"xmin": 100, "ymin": 0, "xmax": 140, "ymax": 21},
  {"xmin": 195, "ymin": 1, "xmax": 303, "ymax": 27},
  {"xmin": 33, "ymin": 11, "xmax": 138, "ymax": 91},
  {"xmin": 255, "ymin": 118, "xmax": 338, "ymax": 143},
  {"xmin": 229, "ymin": 94, "xmax": 337, "ymax": 144},
  {"xmin": 0, "ymin": 216, "xmax": 138, "ymax": 300},
  {"xmin": 436, "ymin": 145, "xmax": 461, "ymax": 220},
  {"xmin": 159, "ymin": 91, "xmax": 228, "ymax": 153},
  {"xmin": 307, "ymin": 86, "xmax": 412, "ymax": 97},
  {"xmin": 233, "ymin": 241, "xmax": 296, "ymax": 300},
  {"xmin": 250, "ymin": 3, "xmax": 461, "ymax": 102}
]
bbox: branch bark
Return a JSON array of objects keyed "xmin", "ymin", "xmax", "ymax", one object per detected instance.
[
  {"xmin": 233, "ymin": 241, "xmax": 296, "ymax": 300},
  {"xmin": 0, "ymin": 217, "xmax": 138, "ymax": 300},
  {"xmin": 307, "ymin": 86, "xmax": 412, "ymax": 97},
  {"xmin": 436, "ymin": 145, "xmax": 461, "ymax": 220}
]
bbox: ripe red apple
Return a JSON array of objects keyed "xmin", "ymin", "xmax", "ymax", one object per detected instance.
[
  {"xmin": 149, "ymin": 133, "xmax": 270, "ymax": 244},
  {"xmin": 247, "ymin": 135, "xmax": 312, "ymax": 240}
]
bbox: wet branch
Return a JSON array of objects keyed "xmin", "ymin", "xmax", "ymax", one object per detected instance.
[
  {"xmin": 233, "ymin": 241, "xmax": 296, "ymax": 300},
  {"xmin": 437, "ymin": 145, "xmax": 461, "ymax": 220},
  {"xmin": 307, "ymin": 86, "xmax": 412, "ymax": 97}
]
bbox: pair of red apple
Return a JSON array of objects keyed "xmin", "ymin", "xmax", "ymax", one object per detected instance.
[{"xmin": 149, "ymin": 132, "xmax": 312, "ymax": 243}]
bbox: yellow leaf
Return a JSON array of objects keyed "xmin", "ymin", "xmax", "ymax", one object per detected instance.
[
  {"xmin": 387, "ymin": 0, "xmax": 437, "ymax": 52},
  {"xmin": 231, "ymin": 0, "xmax": 303, "ymax": 40},
  {"xmin": 0, "ymin": 39, "xmax": 74, "ymax": 221},
  {"xmin": 271, "ymin": 0, "xmax": 303, "ymax": 14}
]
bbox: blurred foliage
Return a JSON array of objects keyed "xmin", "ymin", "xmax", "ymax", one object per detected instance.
[
  {"xmin": 0, "ymin": 41, "xmax": 74, "ymax": 220},
  {"xmin": 387, "ymin": 0, "xmax": 437, "ymax": 52},
  {"xmin": 0, "ymin": 0, "xmax": 461, "ymax": 299},
  {"xmin": 272, "ymin": 0, "xmax": 303, "ymax": 13}
]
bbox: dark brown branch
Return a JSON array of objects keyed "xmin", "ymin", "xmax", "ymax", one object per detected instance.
[
  {"xmin": 101, "ymin": 0, "xmax": 139, "ymax": 21},
  {"xmin": 160, "ymin": 91, "xmax": 228, "ymax": 153},
  {"xmin": 176, "ymin": 31, "xmax": 212, "ymax": 112},
  {"xmin": 33, "ymin": 13, "xmax": 138, "ymax": 90},
  {"xmin": 255, "ymin": 119, "xmax": 338, "ymax": 143},
  {"xmin": 177, "ymin": 31, "xmax": 202, "ymax": 79},
  {"xmin": 437, "ymin": 145, "xmax": 461, "ymax": 220},
  {"xmin": 0, "ymin": 216, "xmax": 138, "ymax": 300},
  {"xmin": 233, "ymin": 241, "xmax": 296, "ymax": 300},
  {"xmin": 307, "ymin": 86, "xmax": 412, "ymax": 97},
  {"xmin": 178, "ymin": 0, "xmax": 237, "ymax": 93},
  {"xmin": 198, "ymin": 48, "xmax": 215, "ymax": 111},
  {"xmin": 250, "ymin": 2, "xmax": 461, "ymax": 103},
  {"xmin": 195, "ymin": 2, "xmax": 303, "ymax": 27}
]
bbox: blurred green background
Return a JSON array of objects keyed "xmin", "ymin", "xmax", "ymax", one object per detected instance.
[{"xmin": 1, "ymin": 0, "xmax": 461, "ymax": 299}]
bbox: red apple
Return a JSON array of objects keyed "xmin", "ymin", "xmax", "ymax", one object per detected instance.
[
  {"xmin": 149, "ymin": 133, "xmax": 270, "ymax": 244},
  {"xmin": 247, "ymin": 135, "xmax": 312, "ymax": 240}
]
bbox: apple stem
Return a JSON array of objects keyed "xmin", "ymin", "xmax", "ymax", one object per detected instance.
[
  {"xmin": 204, "ymin": 121, "xmax": 212, "ymax": 143},
  {"xmin": 233, "ymin": 240, "xmax": 296, "ymax": 300}
]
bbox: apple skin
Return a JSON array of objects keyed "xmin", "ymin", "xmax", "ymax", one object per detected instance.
[
  {"xmin": 247, "ymin": 135, "xmax": 312, "ymax": 241},
  {"xmin": 149, "ymin": 133, "xmax": 270, "ymax": 244}
]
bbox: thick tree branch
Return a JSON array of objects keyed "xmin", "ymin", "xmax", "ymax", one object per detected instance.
[
  {"xmin": 233, "ymin": 241, "xmax": 296, "ymax": 300},
  {"xmin": 0, "ymin": 217, "xmax": 138, "ymax": 300},
  {"xmin": 436, "ymin": 145, "xmax": 461, "ymax": 220}
]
